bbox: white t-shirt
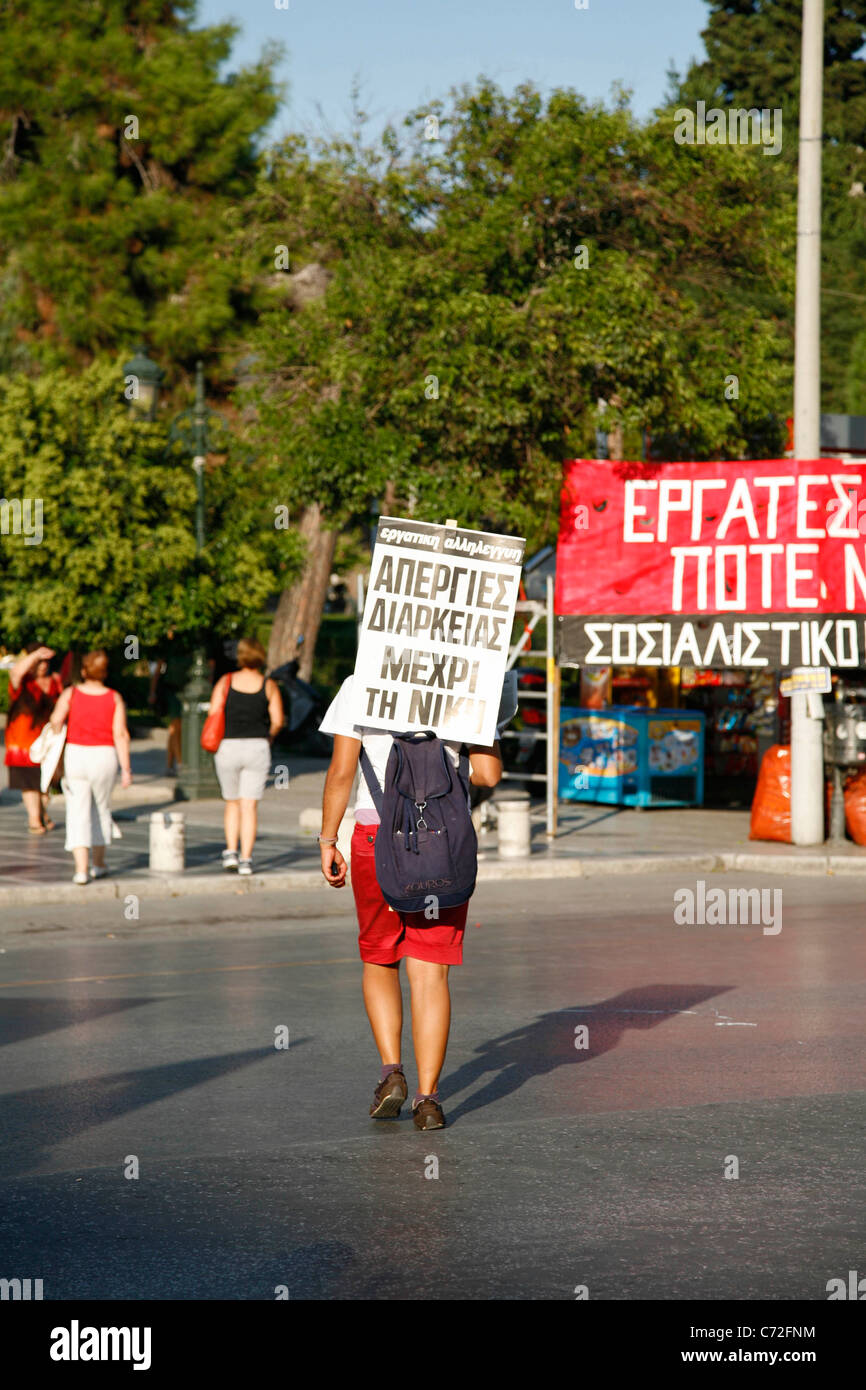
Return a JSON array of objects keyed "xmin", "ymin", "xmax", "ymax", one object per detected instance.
[{"xmin": 319, "ymin": 674, "xmax": 466, "ymax": 821}]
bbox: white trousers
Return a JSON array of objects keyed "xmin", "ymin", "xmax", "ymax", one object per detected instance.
[{"xmin": 63, "ymin": 744, "xmax": 118, "ymax": 851}]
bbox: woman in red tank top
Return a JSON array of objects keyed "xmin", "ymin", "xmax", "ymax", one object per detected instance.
[
  {"xmin": 50, "ymin": 649, "xmax": 133, "ymax": 884},
  {"xmin": 66, "ymin": 685, "xmax": 116, "ymax": 744}
]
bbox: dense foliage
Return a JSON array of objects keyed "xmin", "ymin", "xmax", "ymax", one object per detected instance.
[
  {"xmin": 247, "ymin": 82, "xmax": 794, "ymax": 553},
  {"xmin": 0, "ymin": 361, "xmax": 300, "ymax": 648},
  {"xmin": 3, "ymin": 0, "xmax": 843, "ymax": 651},
  {"xmin": 0, "ymin": 0, "xmax": 282, "ymax": 382},
  {"xmin": 670, "ymin": 0, "xmax": 866, "ymax": 413}
]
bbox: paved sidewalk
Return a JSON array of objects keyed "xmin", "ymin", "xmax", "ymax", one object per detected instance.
[
  {"xmin": 0, "ymin": 736, "xmax": 329, "ymax": 905},
  {"xmin": 2, "ymin": 732, "xmax": 866, "ymax": 907}
]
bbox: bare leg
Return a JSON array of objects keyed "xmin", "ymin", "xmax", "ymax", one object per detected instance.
[
  {"xmin": 224, "ymin": 800, "xmax": 240, "ymax": 852},
  {"xmin": 41, "ymin": 792, "xmax": 54, "ymax": 828},
  {"xmin": 239, "ymin": 799, "xmax": 258, "ymax": 859},
  {"xmin": 92, "ymin": 845, "xmax": 106, "ymax": 868},
  {"xmin": 362, "ymin": 962, "xmax": 403, "ymax": 1064},
  {"xmin": 405, "ymin": 958, "xmax": 451, "ymax": 1095},
  {"xmin": 72, "ymin": 846, "xmax": 89, "ymax": 875},
  {"xmin": 22, "ymin": 789, "xmax": 43, "ymax": 829}
]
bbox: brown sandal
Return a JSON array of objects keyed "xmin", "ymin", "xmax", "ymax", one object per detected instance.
[{"xmin": 28, "ymin": 824, "xmax": 47, "ymax": 835}]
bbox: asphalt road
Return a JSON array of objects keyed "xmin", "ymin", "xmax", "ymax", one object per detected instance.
[{"xmin": 1, "ymin": 873, "xmax": 864, "ymax": 1301}]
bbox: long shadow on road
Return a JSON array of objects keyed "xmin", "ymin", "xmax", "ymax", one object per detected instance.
[
  {"xmin": 0, "ymin": 995, "xmax": 155, "ymax": 1049},
  {"xmin": 442, "ymin": 984, "xmax": 733, "ymax": 1124},
  {"xmin": 0, "ymin": 1037, "xmax": 312, "ymax": 1178}
]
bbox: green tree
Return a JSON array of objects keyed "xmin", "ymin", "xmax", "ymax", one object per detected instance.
[
  {"xmin": 0, "ymin": 0, "xmax": 283, "ymax": 382},
  {"xmin": 669, "ymin": 0, "xmax": 866, "ymax": 412},
  {"xmin": 246, "ymin": 79, "xmax": 793, "ymax": 600},
  {"xmin": 0, "ymin": 360, "xmax": 302, "ymax": 648}
]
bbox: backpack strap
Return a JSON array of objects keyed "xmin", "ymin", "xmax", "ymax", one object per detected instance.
[{"xmin": 359, "ymin": 743, "xmax": 385, "ymax": 818}]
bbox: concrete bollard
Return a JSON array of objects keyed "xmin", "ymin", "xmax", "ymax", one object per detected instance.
[
  {"xmin": 149, "ymin": 810, "xmax": 185, "ymax": 873},
  {"xmin": 495, "ymin": 789, "xmax": 531, "ymax": 859}
]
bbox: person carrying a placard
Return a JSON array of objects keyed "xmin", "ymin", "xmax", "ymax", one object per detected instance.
[{"xmin": 318, "ymin": 674, "xmax": 503, "ymax": 1131}]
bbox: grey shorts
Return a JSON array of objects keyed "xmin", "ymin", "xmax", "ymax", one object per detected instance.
[{"xmin": 214, "ymin": 738, "xmax": 271, "ymax": 801}]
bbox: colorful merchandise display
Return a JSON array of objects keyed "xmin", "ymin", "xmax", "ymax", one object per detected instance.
[{"xmin": 558, "ymin": 707, "xmax": 705, "ymax": 807}]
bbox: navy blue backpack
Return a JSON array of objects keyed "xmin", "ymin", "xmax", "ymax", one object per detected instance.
[{"xmin": 359, "ymin": 732, "xmax": 478, "ymax": 914}]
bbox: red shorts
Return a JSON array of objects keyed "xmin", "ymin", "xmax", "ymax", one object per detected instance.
[{"xmin": 350, "ymin": 823, "xmax": 468, "ymax": 965}]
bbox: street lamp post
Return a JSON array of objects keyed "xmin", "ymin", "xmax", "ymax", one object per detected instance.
[
  {"xmin": 122, "ymin": 344, "xmax": 164, "ymax": 422},
  {"xmin": 124, "ymin": 351, "xmax": 231, "ymax": 800},
  {"xmin": 169, "ymin": 361, "xmax": 232, "ymax": 800}
]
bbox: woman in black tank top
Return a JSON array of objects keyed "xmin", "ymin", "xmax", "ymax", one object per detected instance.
[
  {"xmin": 224, "ymin": 681, "xmax": 270, "ymax": 740},
  {"xmin": 209, "ymin": 638, "xmax": 283, "ymax": 875}
]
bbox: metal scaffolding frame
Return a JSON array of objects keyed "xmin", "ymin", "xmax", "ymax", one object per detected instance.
[{"xmin": 500, "ymin": 575, "xmax": 558, "ymax": 836}]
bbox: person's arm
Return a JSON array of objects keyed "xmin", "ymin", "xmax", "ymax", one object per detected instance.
[
  {"xmin": 10, "ymin": 645, "xmax": 53, "ymax": 690},
  {"xmin": 467, "ymin": 740, "xmax": 503, "ymax": 788},
  {"xmin": 265, "ymin": 678, "xmax": 284, "ymax": 739},
  {"xmin": 49, "ymin": 685, "xmax": 73, "ymax": 732},
  {"xmin": 112, "ymin": 691, "xmax": 133, "ymax": 787},
  {"xmin": 320, "ymin": 734, "xmax": 361, "ymax": 887},
  {"xmin": 206, "ymin": 673, "xmax": 230, "ymax": 716}
]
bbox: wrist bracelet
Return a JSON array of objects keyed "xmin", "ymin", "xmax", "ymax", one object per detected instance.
[{"xmin": 317, "ymin": 834, "xmax": 338, "ymax": 844}]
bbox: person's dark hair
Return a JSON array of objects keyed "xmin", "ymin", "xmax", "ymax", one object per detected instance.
[
  {"xmin": 24, "ymin": 640, "xmax": 42, "ymax": 654},
  {"xmin": 236, "ymin": 637, "xmax": 267, "ymax": 670},
  {"xmin": 80, "ymin": 649, "xmax": 109, "ymax": 682}
]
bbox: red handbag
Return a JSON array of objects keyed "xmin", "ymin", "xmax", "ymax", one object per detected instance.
[{"xmin": 201, "ymin": 675, "xmax": 229, "ymax": 753}]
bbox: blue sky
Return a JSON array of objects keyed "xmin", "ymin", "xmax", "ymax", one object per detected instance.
[{"xmin": 194, "ymin": 0, "xmax": 710, "ymax": 142}]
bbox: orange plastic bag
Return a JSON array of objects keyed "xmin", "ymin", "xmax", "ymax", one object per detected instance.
[
  {"xmin": 749, "ymin": 745, "xmax": 791, "ymax": 842},
  {"xmin": 844, "ymin": 769, "xmax": 866, "ymax": 845}
]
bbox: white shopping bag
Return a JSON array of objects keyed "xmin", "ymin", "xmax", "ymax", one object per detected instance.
[{"xmin": 29, "ymin": 723, "xmax": 67, "ymax": 793}]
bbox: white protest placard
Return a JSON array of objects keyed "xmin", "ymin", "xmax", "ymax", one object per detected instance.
[{"xmin": 351, "ymin": 517, "xmax": 526, "ymax": 745}]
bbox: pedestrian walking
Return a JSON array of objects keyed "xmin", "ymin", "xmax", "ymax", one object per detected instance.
[
  {"xmin": 318, "ymin": 674, "xmax": 502, "ymax": 1130},
  {"xmin": 147, "ymin": 636, "xmax": 190, "ymax": 775},
  {"xmin": 49, "ymin": 649, "xmax": 132, "ymax": 884},
  {"xmin": 3, "ymin": 643, "xmax": 64, "ymax": 833},
  {"xmin": 208, "ymin": 637, "xmax": 283, "ymax": 876}
]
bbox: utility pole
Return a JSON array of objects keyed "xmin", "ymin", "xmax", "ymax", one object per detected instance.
[{"xmin": 791, "ymin": 0, "xmax": 826, "ymax": 845}]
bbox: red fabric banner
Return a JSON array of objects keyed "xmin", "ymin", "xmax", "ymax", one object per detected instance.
[{"xmin": 556, "ymin": 458, "xmax": 866, "ymax": 617}]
